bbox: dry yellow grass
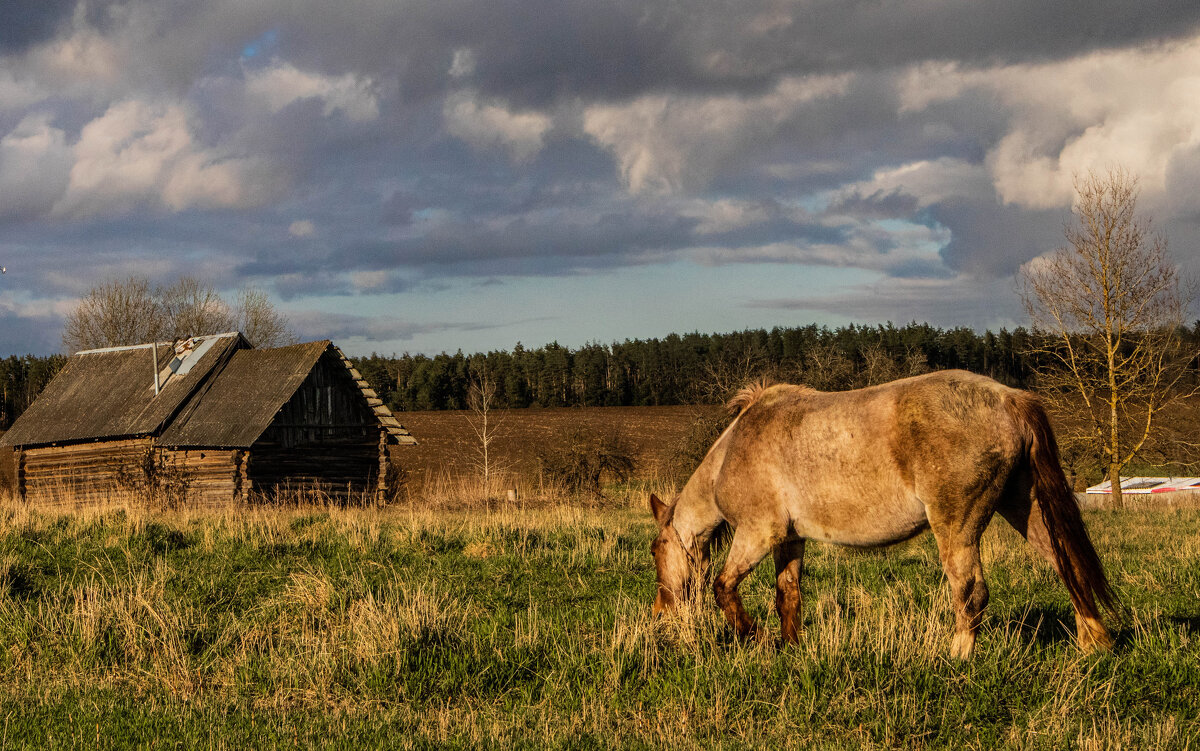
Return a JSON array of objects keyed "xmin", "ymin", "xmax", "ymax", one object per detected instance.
[{"xmin": 0, "ymin": 483, "xmax": 1194, "ymax": 748}]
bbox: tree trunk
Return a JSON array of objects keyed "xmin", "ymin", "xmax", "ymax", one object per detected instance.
[{"xmin": 1108, "ymin": 462, "xmax": 1124, "ymax": 510}]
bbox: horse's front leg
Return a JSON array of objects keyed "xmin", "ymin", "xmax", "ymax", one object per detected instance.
[
  {"xmin": 713, "ymin": 528, "xmax": 774, "ymax": 640},
  {"xmin": 774, "ymin": 539, "xmax": 805, "ymax": 645}
]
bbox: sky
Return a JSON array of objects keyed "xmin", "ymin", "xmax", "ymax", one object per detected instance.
[{"xmin": 4, "ymin": 1, "xmax": 1200, "ymax": 356}]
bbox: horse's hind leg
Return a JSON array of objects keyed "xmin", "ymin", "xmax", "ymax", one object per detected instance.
[
  {"xmin": 932, "ymin": 533, "xmax": 989, "ymax": 659},
  {"xmin": 998, "ymin": 493, "xmax": 1113, "ymax": 652},
  {"xmin": 713, "ymin": 528, "xmax": 774, "ymax": 640},
  {"xmin": 774, "ymin": 539, "xmax": 805, "ymax": 645},
  {"xmin": 928, "ymin": 495, "xmax": 993, "ymax": 659}
]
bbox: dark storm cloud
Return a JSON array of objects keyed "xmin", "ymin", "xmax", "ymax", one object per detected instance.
[
  {"xmin": 0, "ymin": 309, "xmax": 62, "ymax": 354},
  {"xmin": 426, "ymin": 0, "xmax": 1200, "ymax": 105},
  {"xmin": 932, "ymin": 199, "xmax": 1064, "ymax": 277},
  {"xmin": 275, "ymin": 0, "xmax": 1200, "ymax": 106},
  {"xmin": 47, "ymin": 0, "xmax": 1200, "ymax": 105},
  {"xmin": 827, "ymin": 190, "xmax": 923, "ymax": 221},
  {"xmin": 0, "ymin": 0, "xmax": 76, "ymax": 53},
  {"xmin": 236, "ymin": 208, "xmax": 702, "ymax": 285},
  {"xmin": 698, "ymin": 74, "xmax": 1010, "ymax": 204}
]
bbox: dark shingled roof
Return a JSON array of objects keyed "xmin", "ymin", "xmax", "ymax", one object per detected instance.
[
  {"xmin": 157, "ymin": 340, "xmax": 331, "ymax": 448},
  {"xmin": 0, "ymin": 333, "xmax": 246, "ymax": 448},
  {"xmin": 2, "ymin": 336, "xmax": 416, "ymax": 450}
]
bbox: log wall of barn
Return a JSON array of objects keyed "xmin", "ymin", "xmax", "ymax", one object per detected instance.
[
  {"xmin": 159, "ymin": 449, "xmax": 241, "ymax": 503},
  {"xmin": 18, "ymin": 438, "xmax": 153, "ymax": 503},
  {"xmin": 1, "ymin": 447, "xmax": 16, "ymax": 496}
]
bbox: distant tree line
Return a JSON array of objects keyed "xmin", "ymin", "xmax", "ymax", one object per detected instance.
[
  {"xmin": 354, "ymin": 322, "xmax": 1049, "ymax": 412},
  {"xmin": 1, "ymin": 355, "xmax": 68, "ymax": 430},
  {"xmin": 5, "ymin": 321, "xmax": 1200, "ymax": 431}
]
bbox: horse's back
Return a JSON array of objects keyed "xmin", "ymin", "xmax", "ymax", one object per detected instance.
[{"xmin": 709, "ymin": 371, "xmax": 1024, "ymax": 546}]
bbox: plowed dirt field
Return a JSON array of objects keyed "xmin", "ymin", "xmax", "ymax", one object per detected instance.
[{"xmin": 392, "ymin": 405, "xmax": 716, "ymax": 488}]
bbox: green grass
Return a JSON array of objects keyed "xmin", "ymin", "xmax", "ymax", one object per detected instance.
[{"xmin": 0, "ymin": 496, "xmax": 1196, "ymax": 749}]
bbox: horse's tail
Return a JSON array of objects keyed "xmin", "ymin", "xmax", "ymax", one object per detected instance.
[
  {"xmin": 726, "ymin": 378, "xmax": 775, "ymax": 417},
  {"xmin": 1007, "ymin": 392, "xmax": 1119, "ymax": 621}
]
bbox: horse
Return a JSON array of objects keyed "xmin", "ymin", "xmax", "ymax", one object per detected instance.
[{"xmin": 649, "ymin": 370, "xmax": 1117, "ymax": 658}]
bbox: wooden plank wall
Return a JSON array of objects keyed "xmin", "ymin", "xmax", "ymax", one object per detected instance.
[
  {"xmin": 248, "ymin": 353, "xmax": 383, "ymax": 499},
  {"xmin": 20, "ymin": 438, "xmax": 153, "ymax": 503},
  {"xmin": 160, "ymin": 449, "xmax": 239, "ymax": 503},
  {"xmin": 261, "ymin": 355, "xmax": 379, "ymax": 450},
  {"xmin": 247, "ymin": 442, "xmax": 378, "ymax": 499}
]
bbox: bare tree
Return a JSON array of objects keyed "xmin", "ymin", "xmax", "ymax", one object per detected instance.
[
  {"xmin": 1018, "ymin": 167, "xmax": 1195, "ymax": 508},
  {"xmin": 62, "ymin": 276, "xmax": 164, "ymax": 353},
  {"xmin": 693, "ymin": 347, "xmax": 773, "ymax": 404},
  {"xmin": 794, "ymin": 341, "xmax": 854, "ymax": 391},
  {"xmin": 465, "ymin": 371, "xmax": 508, "ymax": 498},
  {"xmin": 859, "ymin": 342, "xmax": 930, "ymax": 387},
  {"xmin": 159, "ymin": 277, "xmax": 234, "ymax": 341},
  {"xmin": 234, "ymin": 287, "xmax": 296, "ymax": 348},
  {"xmin": 62, "ymin": 276, "xmax": 295, "ymax": 353}
]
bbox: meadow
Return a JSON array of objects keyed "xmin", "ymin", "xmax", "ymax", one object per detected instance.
[{"xmin": 0, "ymin": 482, "xmax": 1195, "ymax": 749}]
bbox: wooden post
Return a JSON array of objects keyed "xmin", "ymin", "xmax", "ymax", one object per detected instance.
[
  {"xmin": 376, "ymin": 429, "xmax": 389, "ymax": 501},
  {"xmin": 232, "ymin": 450, "xmax": 243, "ymax": 502},
  {"xmin": 238, "ymin": 451, "xmax": 252, "ymax": 502},
  {"xmin": 14, "ymin": 448, "xmax": 25, "ymax": 503}
]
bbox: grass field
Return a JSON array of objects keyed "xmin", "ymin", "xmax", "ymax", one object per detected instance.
[{"xmin": 0, "ymin": 487, "xmax": 1195, "ymax": 749}]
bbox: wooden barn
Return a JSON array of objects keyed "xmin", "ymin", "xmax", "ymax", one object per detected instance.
[{"xmin": 1, "ymin": 333, "xmax": 416, "ymax": 503}]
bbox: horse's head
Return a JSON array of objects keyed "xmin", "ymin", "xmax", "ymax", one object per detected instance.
[{"xmin": 649, "ymin": 493, "xmax": 694, "ymax": 616}]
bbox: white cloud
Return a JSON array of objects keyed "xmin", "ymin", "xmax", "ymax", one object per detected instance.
[
  {"xmin": 53, "ymin": 99, "xmax": 279, "ymax": 218},
  {"xmin": 289, "ymin": 219, "xmax": 316, "ymax": 237},
  {"xmin": 28, "ymin": 26, "xmax": 124, "ymax": 94},
  {"xmin": 443, "ymin": 89, "xmax": 552, "ymax": 162},
  {"xmin": 838, "ymin": 158, "xmax": 993, "ymax": 208},
  {"xmin": 680, "ymin": 198, "xmax": 777, "ymax": 235},
  {"xmin": 669, "ymin": 191, "xmax": 951, "ymax": 276},
  {"xmin": 449, "ymin": 48, "xmax": 477, "ymax": 79},
  {"xmin": 898, "ymin": 37, "xmax": 1200, "ymax": 210},
  {"xmin": 749, "ymin": 275, "xmax": 1023, "ymax": 331},
  {"xmin": 350, "ymin": 270, "xmax": 390, "ymax": 291},
  {"xmin": 583, "ymin": 73, "xmax": 852, "ymax": 194},
  {"xmin": 0, "ymin": 113, "xmax": 73, "ymax": 218},
  {"xmin": 245, "ymin": 61, "xmax": 379, "ymax": 122},
  {"xmin": 0, "ymin": 293, "xmax": 77, "ymax": 319},
  {"xmin": 0, "ymin": 71, "xmax": 45, "ymax": 112}
]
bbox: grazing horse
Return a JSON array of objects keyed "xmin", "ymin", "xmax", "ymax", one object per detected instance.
[{"xmin": 649, "ymin": 370, "xmax": 1117, "ymax": 658}]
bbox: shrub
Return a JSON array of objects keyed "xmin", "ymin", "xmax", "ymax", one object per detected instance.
[
  {"xmin": 114, "ymin": 449, "xmax": 191, "ymax": 510},
  {"xmin": 536, "ymin": 427, "xmax": 636, "ymax": 496},
  {"xmin": 670, "ymin": 412, "xmax": 730, "ymax": 480}
]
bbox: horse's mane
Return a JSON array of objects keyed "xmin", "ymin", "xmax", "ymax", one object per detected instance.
[{"xmin": 726, "ymin": 378, "xmax": 776, "ymax": 417}]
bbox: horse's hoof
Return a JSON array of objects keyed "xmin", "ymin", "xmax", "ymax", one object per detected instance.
[
  {"xmin": 1076, "ymin": 617, "xmax": 1114, "ymax": 653},
  {"xmin": 949, "ymin": 631, "xmax": 976, "ymax": 660}
]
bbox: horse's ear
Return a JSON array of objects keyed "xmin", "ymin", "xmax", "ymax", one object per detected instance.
[{"xmin": 649, "ymin": 493, "xmax": 673, "ymax": 527}]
